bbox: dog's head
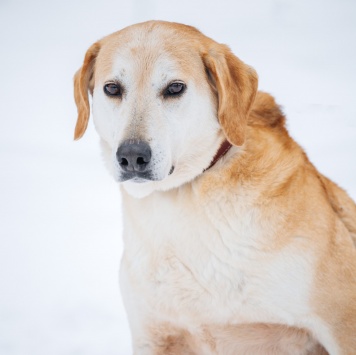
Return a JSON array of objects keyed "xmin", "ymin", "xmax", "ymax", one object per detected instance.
[{"xmin": 74, "ymin": 21, "xmax": 258, "ymax": 198}]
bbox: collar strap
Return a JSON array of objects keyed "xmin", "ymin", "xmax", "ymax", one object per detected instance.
[{"xmin": 203, "ymin": 140, "xmax": 232, "ymax": 172}]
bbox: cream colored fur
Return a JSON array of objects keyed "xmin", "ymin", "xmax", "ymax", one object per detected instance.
[{"xmin": 74, "ymin": 21, "xmax": 356, "ymax": 354}]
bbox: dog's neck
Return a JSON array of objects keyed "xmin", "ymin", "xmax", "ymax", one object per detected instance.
[{"xmin": 203, "ymin": 140, "xmax": 233, "ymax": 172}]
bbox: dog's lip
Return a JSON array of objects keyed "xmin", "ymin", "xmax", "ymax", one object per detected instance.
[
  {"xmin": 131, "ymin": 177, "xmax": 150, "ymax": 184},
  {"xmin": 119, "ymin": 166, "xmax": 174, "ymax": 183},
  {"xmin": 168, "ymin": 166, "xmax": 175, "ymax": 175},
  {"xmin": 120, "ymin": 171, "xmax": 154, "ymax": 182}
]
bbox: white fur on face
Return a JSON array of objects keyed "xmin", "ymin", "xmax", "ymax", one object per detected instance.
[{"xmin": 92, "ymin": 39, "xmax": 223, "ymax": 198}]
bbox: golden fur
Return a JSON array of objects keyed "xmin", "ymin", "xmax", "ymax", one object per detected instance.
[{"xmin": 74, "ymin": 21, "xmax": 356, "ymax": 354}]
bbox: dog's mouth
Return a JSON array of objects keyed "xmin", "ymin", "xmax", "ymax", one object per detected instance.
[
  {"xmin": 120, "ymin": 171, "xmax": 155, "ymax": 183},
  {"xmin": 131, "ymin": 177, "xmax": 151, "ymax": 184},
  {"xmin": 119, "ymin": 166, "xmax": 175, "ymax": 183}
]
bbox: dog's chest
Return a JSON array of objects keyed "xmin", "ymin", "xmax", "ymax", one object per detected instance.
[{"xmin": 121, "ymin": 187, "xmax": 311, "ymax": 326}]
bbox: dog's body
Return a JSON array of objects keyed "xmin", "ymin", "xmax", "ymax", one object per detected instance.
[{"xmin": 74, "ymin": 21, "xmax": 356, "ymax": 354}]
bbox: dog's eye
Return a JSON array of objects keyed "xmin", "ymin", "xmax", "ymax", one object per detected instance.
[
  {"xmin": 104, "ymin": 83, "xmax": 122, "ymax": 97},
  {"xmin": 164, "ymin": 82, "xmax": 186, "ymax": 97}
]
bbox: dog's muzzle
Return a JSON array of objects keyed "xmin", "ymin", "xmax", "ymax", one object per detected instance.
[{"xmin": 116, "ymin": 140, "xmax": 154, "ymax": 181}]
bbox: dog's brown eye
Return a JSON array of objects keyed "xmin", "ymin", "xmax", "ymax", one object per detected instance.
[
  {"xmin": 104, "ymin": 83, "xmax": 122, "ymax": 96},
  {"xmin": 165, "ymin": 82, "xmax": 186, "ymax": 97}
]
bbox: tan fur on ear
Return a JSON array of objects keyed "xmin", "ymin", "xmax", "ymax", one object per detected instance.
[
  {"xmin": 73, "ymin": 42, "xmax": 101, "ymax": 140},
  {"xmin": 202, "ymin": 45, "xmax": 258, "ymax": 146}
]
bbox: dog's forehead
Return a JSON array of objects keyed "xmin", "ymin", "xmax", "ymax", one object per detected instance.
[{"xmin": 95, "ymin": 22, "xmax": 206, "ymax": 84}]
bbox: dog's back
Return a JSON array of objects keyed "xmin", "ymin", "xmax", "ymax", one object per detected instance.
[{"xmin": 250, "ymin": 92, "xmax": 356, "ymax": 246}]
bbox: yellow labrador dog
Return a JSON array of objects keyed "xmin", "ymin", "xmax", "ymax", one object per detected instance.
[{"xmin": 73, "ymin": 21, "xmax": 356, "ymax": 354}]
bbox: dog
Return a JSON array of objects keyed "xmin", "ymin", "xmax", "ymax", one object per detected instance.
[{"xmin": 73, "ymin": 21, "xmax": 356, "ymax": 354}]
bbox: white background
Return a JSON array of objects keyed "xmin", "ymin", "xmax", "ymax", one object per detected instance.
[{"xmin": 0, "ymin": 0, "xmax": 355, "ymax": 354}]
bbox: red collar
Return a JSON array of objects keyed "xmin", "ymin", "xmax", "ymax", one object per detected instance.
[{"xmin": 203, "ymin": 140, "xmax": 232, "ymax": 172}]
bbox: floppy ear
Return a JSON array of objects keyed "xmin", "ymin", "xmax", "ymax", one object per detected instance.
[
  {"xmin": 202, "ymin": 45, "xmax": 258, "ymax": 146},
  {"xmin": 73, "ymin": 42, "xmax": 101, "ymax": 140}
]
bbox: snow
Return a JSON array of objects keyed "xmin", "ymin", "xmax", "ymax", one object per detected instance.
[{"xmin": 0, "ymin": 0, "xmax": 355, "ymax": 354}]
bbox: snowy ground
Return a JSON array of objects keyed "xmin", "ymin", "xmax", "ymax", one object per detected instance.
[{"xmin": 0, "ymin": 0, "xmax": 355, "ymax": 354}]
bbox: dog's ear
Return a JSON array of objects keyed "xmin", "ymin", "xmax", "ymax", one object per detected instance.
[
  {"xmin": 73, "ymin": 42, "xmax": 101, "ymax": 140},
  {"xmin": 202, "ymin": 45, "xmax": 258, "ymax": 146}
]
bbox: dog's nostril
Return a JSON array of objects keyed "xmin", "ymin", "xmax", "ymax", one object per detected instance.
[
  {"xmin": 136, "ymin": 157, "xmax": 149, "ymax": 166},
  {"xmin": 120, "ymin": 158, "xmax": 129, "ymax": 166}
]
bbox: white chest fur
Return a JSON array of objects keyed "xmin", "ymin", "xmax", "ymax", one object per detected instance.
[{"xmin": 120, "ymin": 182, "xmax": 314, "ymax": 331}]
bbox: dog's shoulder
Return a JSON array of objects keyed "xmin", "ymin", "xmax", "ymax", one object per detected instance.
[{"xmin": 249, "ymin": 91, "xmax": 286, "ymax": 129}]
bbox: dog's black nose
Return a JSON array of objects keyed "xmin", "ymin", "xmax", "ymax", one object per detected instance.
[{"xmin": 116, "ymin": 140, "xmax": 152, "ymax": 173}]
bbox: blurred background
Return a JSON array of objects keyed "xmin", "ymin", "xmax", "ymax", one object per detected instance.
[{"xmin": 0, "ymin": 0, "xmax": 355, "ymax": 354}]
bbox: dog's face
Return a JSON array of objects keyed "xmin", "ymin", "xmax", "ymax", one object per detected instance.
[{"xmin": 74, "ymin": 21, "xmax": 258, "ymax": 198}]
